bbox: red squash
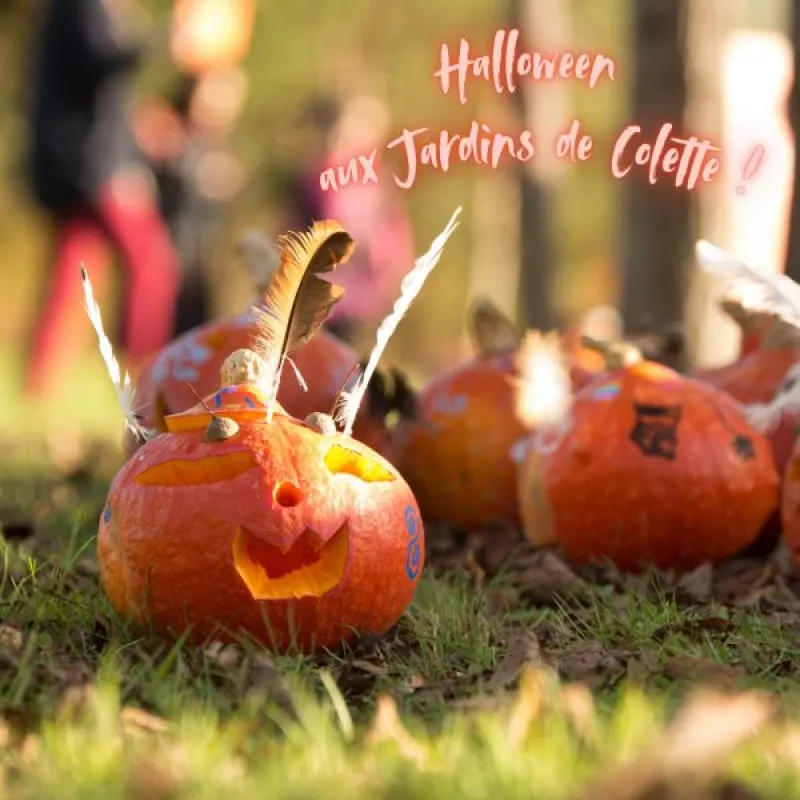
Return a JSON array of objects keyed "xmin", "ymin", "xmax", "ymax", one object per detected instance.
[
  {"xmin": 518, "ymin": 339, "xmax": 780, "ymax": 571},
  {"xmin": 100, "ymin": 350, "xmax": 424, "ymax": 652},
  {"xmin": 392, "ymin": 300, "xmax": 596, "ymax": 532}
]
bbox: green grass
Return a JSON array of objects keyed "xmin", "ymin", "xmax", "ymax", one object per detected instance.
[{"xmin": 3, "ymin": 455, "xmax": 800, "ymax": 798}]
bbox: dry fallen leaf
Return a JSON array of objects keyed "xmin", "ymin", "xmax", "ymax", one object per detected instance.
[
  {"xmin": 560, "ymin": 681, "xmax": 597, "ymax": 742},
  {"xmin": 662, "ymin": 657, "xmax": 747, "ymax": 689},
  {"xmin": 204, "ymin": 641, "xmax": 244, "ymax": 670},
  {"xmin": 364, "ymin": 694, "xmax": 426, "ymax": 764},
  {"xmin": 486, "ymin": 628, "xmax": 541, "ymax": 691},
  {"xmin": 554, "ymin": 641, "xmax": 629, "ymax": 688},
  {"xmin": 712, "ymin": 560, "xmax": 774, "ymax": 606},
  {"xmin": 515, "ymin": 550, "xmax": 587, "ymax": 606},
  {"xmin": 350, "ymin": 659, "xmax": 390, "ymax": 678},
  {"xmin": 506, "ymin": 665, "xmax": 549, "ymax": 745},
  {"xmin": 0, "ymin": 625, "xmax": 23, "ymax": 654},
  {"xmin": 581, "ymin": 689, "xmax": 776, "ymax": 800},
  {"xmin": 121, "ymin": 707, "xmax": 170, "ymax": 737},
  {"xmin": 464, "ymin": 549, "xmax": 486, "ymax": 592},
  {"xmin": 676, "ymin": 563, "xmax": 714, "ymax": 603},
  {"xmin": 244, "ymin": 653, "xmax": 297, "ymax": 719}
]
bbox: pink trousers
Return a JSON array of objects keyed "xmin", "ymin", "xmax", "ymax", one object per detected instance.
[{"xmin": 25, "ymin": 178, "xmax": 180, "ymax": 396}]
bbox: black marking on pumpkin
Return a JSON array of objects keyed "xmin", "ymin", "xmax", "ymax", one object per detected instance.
[
  {"xmin": 732, "ymin": 435, "xmax": 755, "ymax": 461},
  {"xmin": 629, "ymin": 404, "xmax": 682, "ymax": 461}
]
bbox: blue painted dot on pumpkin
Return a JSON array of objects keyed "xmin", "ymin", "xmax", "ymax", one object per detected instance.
[
  {"xmin": 174, "ymin": 366, "xmax": 200, "ymax": 382},
  {"xmin": 404, "ymin": 506, "xmax": 422, "ymax": 580},
  {"xmin": 404, "ymin": 506, "xmax": 420, "ymax": 536},
  {"xmin": 102, "ymin": 506, "xmax": 111, "ymax": 524},
  {"xmin": 244, "ymin": 396, "xmax": 256, "ymax": 408},
  {"xmin": 591, "ymin": 383, "xmax": 621, "ymax": 401},
  {"xmin": 405, "ymin": 536, "xmax": 422, "ymax": 580}
]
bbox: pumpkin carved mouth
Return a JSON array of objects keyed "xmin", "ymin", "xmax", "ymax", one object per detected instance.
[{"xmin": 232, "ymin": 524, "xmax": 349, "ymax": 600}]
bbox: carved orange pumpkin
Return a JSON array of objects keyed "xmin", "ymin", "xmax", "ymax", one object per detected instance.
[
  {"xmin": 100, "ymin": 354, "xmax": 424, "ymax": 652},
  {"xmin": 392, "ymin": 300, "xmax": 595, "ymax": 532},
  {"xmin": 518, "ymin": 339, "xmax": 780, "ymax": 571},
  {"xmin": 130, "ymin": 310, "xmax": 390, "ymax": 456}
]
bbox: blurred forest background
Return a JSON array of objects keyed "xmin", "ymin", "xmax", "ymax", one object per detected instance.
[{"xmin": 0, "ymin": 0, "xmax": 796, "ymax": 447}]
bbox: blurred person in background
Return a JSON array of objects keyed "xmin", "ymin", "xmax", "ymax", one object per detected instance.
[
  {"xmin": 289, "ymin": 91, "xmax": 416, "ymax": 345},
  {"xmin": 134, "ymin": 0, "xmax": 253, "ymax": 337},
  {"xmin": 24, "ymin": 0, "xmax": 181, "ymax": 397}
]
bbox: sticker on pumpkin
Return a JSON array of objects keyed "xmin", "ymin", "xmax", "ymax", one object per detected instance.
[
  {"xmin": 590, "ymin": 382, "xmax": 621, "ymax": 401},
  {"xmin": 629, "ymin": 403, "xmax": 682, "ymax": 460},
  {"xmin": 731, "ymin": 435, "xmax": 755, "ymax": 461}
]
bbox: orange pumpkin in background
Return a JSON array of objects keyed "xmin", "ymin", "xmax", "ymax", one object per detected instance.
[
  {"xmin": 517, "ymin": 337, "xmax": 780, "ymax": 571},
  {"xmin": 392, "ymin": 299, "xmax": 596, "ymax": 532},
  {"xmin": 101, "ymin": 351, "xmax": 424, "ymax": 652},
  {"xmin": 134, "ymin": 310, "xmax": 356, "ymax": 426},
  {"xmin": 129, "ymin": 234, "xmax": 392, "ymax": 457},
  {"xmin": 692, "ymin": 310, "xmax": 800, "ymax": 404}
]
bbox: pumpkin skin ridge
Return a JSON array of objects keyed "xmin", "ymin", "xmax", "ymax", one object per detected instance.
[
  {"xmin": 100, "ymin": 404, "xmax": 423, "ymax": 652},
  {"xmin": 525, "ymin": 363, "xmax": 779, "ymax": 571}
]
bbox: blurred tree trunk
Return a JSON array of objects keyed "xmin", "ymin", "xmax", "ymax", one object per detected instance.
[
  {"xmin": 785, "ymin": 0, "xmax": 800, "ymax": 281},
  {"xmin": 510, "ymin": 0, "xmax": 569, "ymax": 331},
  {"xmin": 683, "ymin": 0, "xmax": 733, "ymax": 369},
  {"xmin": 620, "ymin": 0, "xmax": 690, "ymax": 369}
]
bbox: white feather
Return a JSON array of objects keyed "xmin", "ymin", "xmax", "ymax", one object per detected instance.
[
  {"xmin": 335, "ymin": 207, "xmax": 462, "ymax": 436},
  {"xmin": 284, "ymin": 356, "xmax": 308, "ymax": 393},
  {"xmin": 81, "ymin": 267, "xmax": 153, "ymax": 442},
  {"xmin": 745, "ymin": 360, "xmax": 800, "ymax": 433},
  {"xmin": 695, "ymin": 240, "xmax": 800, "ymax": 328}
]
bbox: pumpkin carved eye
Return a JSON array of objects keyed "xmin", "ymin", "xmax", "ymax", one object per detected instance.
[
  {"xmin": 135, "ymin": 451, "xmax": 257, "ymax": 485},
  {"xmin": 323, "ymin": 444, "xmax": 395, "ymax": 483}
]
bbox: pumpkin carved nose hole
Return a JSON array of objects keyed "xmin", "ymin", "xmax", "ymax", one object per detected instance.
[{"xmin": 274, "ymin": 481, "xmax": 303, "ymax": 508}]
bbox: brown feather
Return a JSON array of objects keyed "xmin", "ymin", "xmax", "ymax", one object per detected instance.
[{"xmin": 252, "ymin": 219, "xmax": 354, "ymax": 417}]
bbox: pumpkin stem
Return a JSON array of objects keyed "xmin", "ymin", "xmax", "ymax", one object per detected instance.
[
  {"xmin": 761, "ymin": 316, "xmax": 800, "ymax": 348},
  {"xmin": 220, "ymin": 348, "xmax": 265, "ymax": 387},
  {"xmin": 580, "ymin": 335, "xmax": 643, "ymax": 369},
  {"xmin": 467, "ymin": 296, "xmax": 521, "ymax": 357},
  {"xmin": 718, "ymin": 297, "xmax": 766, "ymax": 334}
]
